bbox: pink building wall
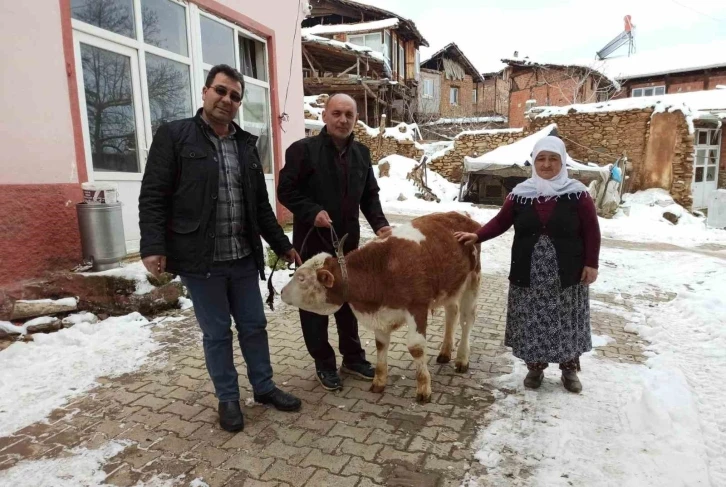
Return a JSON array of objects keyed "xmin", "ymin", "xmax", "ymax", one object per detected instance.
[{"xmin": 0, "ymin": 0, "xmax": 304, "ymax": 288}]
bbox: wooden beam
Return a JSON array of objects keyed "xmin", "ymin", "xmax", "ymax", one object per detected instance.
[
  {"xmin": 301, "ymin": 47, "xmax": 321, "ymax": 82},
  {"xmin": 336, "ymin": 62, "xmax": 359, "ymax": 78}
]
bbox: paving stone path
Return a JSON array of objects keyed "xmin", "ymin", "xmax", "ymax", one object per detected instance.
[{"xmin": 0, "ymin": 223, "xmax": 651, "ymax": 487}]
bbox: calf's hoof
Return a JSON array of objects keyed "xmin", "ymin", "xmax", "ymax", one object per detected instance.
[
  {"xmin": 455, "ymin": 362, "xmax": 469, "ymax": 373},
  {"xmin": 370, "ymin": 383, "xmax": 386, "ymax": 394},
  {"xmin": 416, "ymin": 393, "xmax": 431, "ymax": 404},
  {"xmin": 436, "ymin": 353, "xmax": 451, "ymax": 364}
]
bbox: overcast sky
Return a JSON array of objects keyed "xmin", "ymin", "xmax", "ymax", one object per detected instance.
[{"xmin": 354, "ymin": 0, "xmax": 726, "ymax": 72}]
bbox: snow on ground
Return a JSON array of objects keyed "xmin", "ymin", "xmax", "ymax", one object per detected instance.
[
  {"xmin": 375, "ymin": 154, "xmax": 462, "ymax": 203},
  {"xmin": 601, "ymin": 189, "xmax": 726, "ymax": 247},
  {"xmin": 83, "ymin": 260, "xmax": 155, "ymax": 295},
  {"xmin": 0, "ymin": 313, "xmax": 162, "ymax": 437},
  {"xmin": 0, "ymin": 438, "xmax": 206, "ymax": 486}
]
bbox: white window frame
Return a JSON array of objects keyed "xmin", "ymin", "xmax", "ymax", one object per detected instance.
[
  {"xmin": 348, "ymin": 32, "xmax": 382, "ymax": 53},
  {"xmin": 71, "ymin": 0, "xmax": 275, "ymax": 180},
  {"xmin": 632, "ymin": 85, "xmax": 665, "ymax": 97},
  {"xmin": 414, "ymin": 49, "xmax": 420, "ymax": 79},
  {"xmin": 422, "ymin": 78, "xmax": 434, "ymax": 99},
  {"xmin": 472, "ymin": 88, "xmax": 478, "ymax": 104},
  {"xmin": 450, "ymin": 87, "xmax": 459, "ymax": 106},
  {"xmin": 398, "ymin": 44, "xmax": 405, "ymax": 79}
]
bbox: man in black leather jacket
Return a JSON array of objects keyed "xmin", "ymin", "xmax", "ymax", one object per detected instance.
[
  {"xmin": 139, "ymin": 64, "xmax": 301, "ymax": 432},
  {"xmin": 278, "ymin": 94, "xmax": 391, "ymax": 391}
]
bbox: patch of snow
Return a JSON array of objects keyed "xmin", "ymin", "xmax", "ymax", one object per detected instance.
[
  {"xmin": 61, "ymin": 311, "xmax": 99, "ymax": 327},
  {"xmin": 0, "ymin": 321, "xmax": 25, "ymax": 335},
  {"xmin": 82, "ymin": 260, "xmax": 155, "ymax": 295},
  {"xmin": 15, "ymin": 297, "xmax": 78, "ymax": 308},
  {"xmin": 364, "ymin": 122, "xmax": 420, "ymax": 141},
  {"xmin": 591, "ymin": 334, "xmax": 614, "ymax": 347},
  {"xmin": 189, "ymin": 479, "xmax": 210, "ymax": 487},
  {"xmin": 417, "ymin": 140, "xmax": 454, "ymax": 159},
  {"xmin": 601, "ymin": 189, "xmax": 726, "ymax": 247},
  {"xmin": 454, "ymin": 127, "xmax": 523, "ymax": 140},
  {"xmin": 23, "ymin": 316, "xmax": 56, "ymax": 327},
  {"xmin": 466, "ymin": 354, "xmax": 711, "ymax": 486},
  {"xmin": 464, "ymin": 124, "xmax": 607, "ymax": 174},
  {"xmin": 0, "ymin": 440, "xmax": 132, "ymax": 486},
  {"xmin": 178, "ymin": 297, "xmax": 193, "ymax": 310},
  {"xmin": 0, "ymin": 312, "xmax": 161, "ymax": 437},
  {"xmin": 421, "ymin": 116, "xmax": 507, "ymax": 126},
  {"xmin": 302, "ymin": 18, "xmax": 398, "ymax": 36},
  {"xmin": 375, "ymin": 154, "xmax": 460, "ymax": 203}
]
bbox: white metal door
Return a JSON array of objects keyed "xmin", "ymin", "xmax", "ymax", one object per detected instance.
[
  {"xmin": 693, "ymin": 128, "xmax": 721, "ymax": 209},
  {"xmin": 74, "ymin": 32, "xmax": 147, "ymax": 252}
]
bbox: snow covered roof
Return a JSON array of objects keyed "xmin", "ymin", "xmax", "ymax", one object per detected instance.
[
  {"xmin": 502, "ymin": 57, "xmax": 617, "ymax": 88},
  {"xmin": 301, "ymin": 33, "xmax": 386, "ymax": 64},
  {"xmin": 601, "ymin": 41, "xmax": 726, "ymax": 81},
  {"xmin": 421, "ymin": 116, "xmax": 507, "ymax": 126},
  {"xmin": 302, "ymin": 18, "xmax": 399, "ymax": 36},
  {"xmin": 530, "ymin": 89, "xmax": 726, "ymax": 124},
  {"xmin": 308, "ymin": 0, "xmax": 429, "ymax": 47},
  {"xmin": 464, "ymin": 124, "xmax": 609, "ymax": 174}
]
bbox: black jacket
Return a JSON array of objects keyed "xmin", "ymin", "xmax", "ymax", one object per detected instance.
[
  {"xmin": 510, "ymin": 198, "xmax": 584, "ymax": 288},
  {"xmin": 138, "ymin": 109, "xmax": 292, "ymax": 279},
  {"xmin": 277, "ymin": 127, "xmax": 389, "ymax": 259}
]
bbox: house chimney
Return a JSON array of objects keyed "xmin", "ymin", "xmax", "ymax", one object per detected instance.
[{"xmin": 513, "ymin": 50, "xmax": 519, "ymax": 58}]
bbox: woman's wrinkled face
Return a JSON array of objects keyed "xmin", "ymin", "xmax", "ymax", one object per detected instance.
[{"xmin": 534, "ymin": 150, "xmax": 562, "ymax": 180}]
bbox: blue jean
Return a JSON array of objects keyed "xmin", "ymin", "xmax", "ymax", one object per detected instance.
[{"xmin": 181, "ymin": 257, "xmax": 275, "ymax": 401}]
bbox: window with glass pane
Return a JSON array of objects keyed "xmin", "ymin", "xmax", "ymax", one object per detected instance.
[
  {"xmin": 71, "ymin": 0, "xmax": 135, "ymax": 38},
  {"xmin": 450, "ymin": 87, "xmax": 459, "ymax": 105},
  {"xmin": 695, "ymin": 167, "xmax": 704, "ymax": 182},
  {"xmin": 696, "ymin": 149, "xmax": 706, "ymax": 165},
  {"xmin": 240, "ymin": 36, "xmax": 267, "ymax": 82},
  {"xmin": 349, "ymin": 33, "xmax": 381, "ymax": 52},
  {"xmin": 706, "ymin": 167, "xmax": 716, "ymax": 182},
  {"xmin": 200, "ymin": 16, "xmax": 234, "ymax": 66},
  {"xmin": 654, "ymin": 86, "xmax": 665, "ymax": 95},
  {"xmin": 243, "ymin": 84, "xmax": 272, "ymax": 174},
  {"xmin": 423, "ymin": 79, "xmax": 433, "ymax": 98},
  {"xmin": 141, "ymin": 0, "xmax": 188, "ymax": 56},
  {"xmin": 146, "ymin": 53, "xmax": 192, "ymax": 134},
  {"xmin": 698, "ymin": 131, "xmax": 709, "ymax": 145},
  {"xmin": 384, "ymin": 31, "xmax": 391, "ymax": 59},
  {"xmin": 398, "ymin": 45, "xmax": 405, "ymax": 78},
  {"xmin": 712, "ymin": 130, "xmax": 721, "ymax": 145},
  {"xmin": 80, "ymin": 43, "xmax": 139, "ymax": 173},
  {"xmin": 632, "ymin": 89, "xmax": 643, "ymax": 97},
  {"xmin": 472, "ymin": 89, "xmax": 477, "ymax": 103}
]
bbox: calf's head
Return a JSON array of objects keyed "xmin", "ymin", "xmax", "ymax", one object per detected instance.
[{"xmin": 280, "ymin": 253, "xmax": 343, "ymax": 315}]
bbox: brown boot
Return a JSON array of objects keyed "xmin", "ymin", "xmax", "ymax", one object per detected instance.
[
  {"xmin": 523, "ymin": 370, "xmax": 544, "ymax": 389},
  {"xmin": 561, "ymin": 370, "xmax": 582, "ymax": 393}
]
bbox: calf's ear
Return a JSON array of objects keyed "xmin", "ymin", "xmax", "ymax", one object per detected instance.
[{"xmin": 316, "ymin": 269, "xmax": 335, "ymax": 288}]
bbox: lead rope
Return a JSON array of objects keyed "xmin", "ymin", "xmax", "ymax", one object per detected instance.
[{"xmin": 266, "ymin": 226, "xmax": 348, "ymax": 311}]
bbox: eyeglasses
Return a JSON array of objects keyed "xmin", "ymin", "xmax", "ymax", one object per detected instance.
[{"xmin": 209, "ymin": 85, "xmax": 242, "ymax": 103}]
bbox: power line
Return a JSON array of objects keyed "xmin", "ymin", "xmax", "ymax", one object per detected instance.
[
  {"xmin": 668, "ymin": 0, "xmax": 726, "ymax": 23},
  {"xmin": 279, "ymin": 0, "xmax": 303, "ymax": 132}
]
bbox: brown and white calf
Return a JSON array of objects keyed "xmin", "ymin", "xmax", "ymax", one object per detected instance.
[{"xmin": 280, "ymin": 211, "xmax": 481, "ymax": 403}]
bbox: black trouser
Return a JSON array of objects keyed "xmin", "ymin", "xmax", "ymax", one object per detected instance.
[{"xmin": 299, "ymin": 303, "xmax": 367, "ymax": 371}]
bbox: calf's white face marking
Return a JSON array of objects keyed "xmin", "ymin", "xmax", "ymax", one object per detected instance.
[{"xmin": 280, "ymin": 253, "xmax": 342, "ymax": 316}]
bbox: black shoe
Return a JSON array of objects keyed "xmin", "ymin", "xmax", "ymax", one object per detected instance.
[
  {"xmin": 561, "ymin": 370, "xmax": 582, "ymax": 393},
  {"xmin": 523, "ymin": 370, "xmax": 544, "ymax": 389},
  {"xmin": 218, "ymin": 400, "xmax": 244, "ymax": 432},
  {"xmin": 316, "ymin": 369, "xmax": 343, "ymax": 391},
  {"xmin": 254, "ymin": 387, "xmax": 302, "ymax": 412},
  {"xmin": 340, "ymin": 361, "xmax": 375, "ymax": 381}
]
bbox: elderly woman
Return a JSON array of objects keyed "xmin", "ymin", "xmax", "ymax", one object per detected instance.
[{"xmin": 456, "ymin": 136, "xmax": 601, "ymax": 393}]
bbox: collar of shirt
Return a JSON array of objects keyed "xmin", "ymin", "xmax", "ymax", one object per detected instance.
[{"xmin": 200, "ymin": 112, "xmax": 236, "ymax": 140}]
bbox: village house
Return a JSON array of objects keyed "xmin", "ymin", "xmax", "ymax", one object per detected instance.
[
  {"xmin": 0, "ymin": 0, "xmax": 305, "ymax": 291},
  {"xmin": 502, "ymin": 55, "xmax": 616, "ymax": 128},
  {"xmin": 301, "ymin": 0, "xmax": 428, "ymax": 125},
  {"xmin": 416, "ymin": 43, "xmax": 507, "ymax": 139},
  {"xmin": 607, "ymin": 41, "xmax": 726, "ymax": 99}
]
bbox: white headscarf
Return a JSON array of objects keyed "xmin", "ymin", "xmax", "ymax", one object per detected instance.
[{"xmin": 509, "ymin": 136, "xmax": 588, "ymax": 202}]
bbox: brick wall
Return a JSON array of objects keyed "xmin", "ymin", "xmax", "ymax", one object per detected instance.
[
  {"xmin": 508, "ymin": 66, "xmax": 599, "ymax": 128},
  {"xmin": 480, "ymin": 75, "xmax": 509, "ymax": 117},
  {"xmin": 428, "ymin": 129, "xmax": 525, "ymax": 182},
  {"xmin": 440, "ymin": 75, "xmax": 475, "ymax": 118},
  {"xmin": 529, "ymin": 109, "xmax": 695, "ymax": 208}
]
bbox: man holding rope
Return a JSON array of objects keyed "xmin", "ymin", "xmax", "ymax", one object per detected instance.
[{"xmin": 278, "ymin": 94, "xmax": 392, "ymax": 391}]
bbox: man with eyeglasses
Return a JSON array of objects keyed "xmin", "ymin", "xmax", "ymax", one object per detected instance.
[{"xmin": 139, "ymin": 64, "xmax": 301, "ymax": 433}]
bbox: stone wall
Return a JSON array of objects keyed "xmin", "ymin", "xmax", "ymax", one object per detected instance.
[
  {"xmin": 529, "ymin": 108, "xmax": 694, "ymax": 208},
  {"xmin": 428, "ymin": 129, "xmax": 525, "ymax": 183}
]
